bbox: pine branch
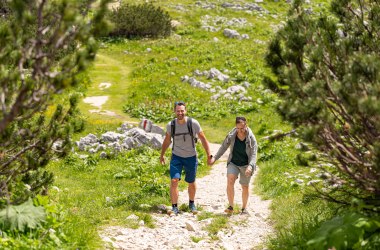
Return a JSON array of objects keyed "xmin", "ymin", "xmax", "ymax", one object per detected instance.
[
  {"xmin": 262, "ymin": 129, "xmax": 296, "ymax": 141},
  {"xmin": 0, "ymin": 141, "xmax": 40, "ymax": 173}
]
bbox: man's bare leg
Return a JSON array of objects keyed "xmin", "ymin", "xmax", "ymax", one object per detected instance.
[
  {"xmin": 170, "ymin": 178, "xmax": 179, "ymax": 204},
  {"xmin": 188, "ymin": 181, "xmax": 196, "ymax": 201}
]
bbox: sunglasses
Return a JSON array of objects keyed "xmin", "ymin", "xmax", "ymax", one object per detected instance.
[{"xmin": 174, "ymin": 101, "xmax": 186, "ymax": 106}]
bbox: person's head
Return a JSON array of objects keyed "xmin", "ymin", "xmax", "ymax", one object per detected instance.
[
  {"xmin": 235, "ymin": 116, "xmax": 247, "ymax": 134},
  {"xmin": 174, "ymin": 101, "xmax": 186, "ymax": 121}
]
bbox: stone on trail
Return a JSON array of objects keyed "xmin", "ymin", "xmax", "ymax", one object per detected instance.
[
  {"xmin": 185, "ymin": 221, "xmax": 196, "ymax": 231},
  {"xmin": 127, "ymin": 214, "xmax": 139, "ymax": 220},
  {"xmin": 156, "ymin": 204, "xmax": 169, "ymax": 213}
]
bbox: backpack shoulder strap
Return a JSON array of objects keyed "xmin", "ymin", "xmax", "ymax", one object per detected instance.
[
  {"xmin": 171, "ymin": 119, "xmax": 176, "ymax": 149},
  {"xmin": 187, "ymin": 117, "xmax": 195, "ymax": 148}
]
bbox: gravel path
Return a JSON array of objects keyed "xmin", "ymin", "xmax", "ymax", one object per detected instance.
[{"xmin": 100, "ymin": 143, "xmax": 273, "ymax": 249}]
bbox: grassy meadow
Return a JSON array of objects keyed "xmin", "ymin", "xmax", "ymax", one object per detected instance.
[{"xmin": 46, "ymin": 0, "xmax": 339, "ymax": 249}]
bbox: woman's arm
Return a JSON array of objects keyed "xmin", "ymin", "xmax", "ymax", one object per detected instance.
[
  {"xmin": 247, "ymin": 134, "xmax": 258, "ymax": 171},
  {"xmin": 213, "ymin": 133, "xmax": 231, "ymax": 162}
]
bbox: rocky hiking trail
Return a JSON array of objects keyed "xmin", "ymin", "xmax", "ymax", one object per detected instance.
[{"xmin": 99, "ymin": 143, "xmax": 273, "ymax": 249}]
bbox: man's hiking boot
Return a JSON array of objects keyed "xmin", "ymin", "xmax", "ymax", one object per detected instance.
[
  {"xmin": 225, "ymin": 205, "xmax": 234, "ymax": 214},
  {"xmin": 168, "ymin": 206, "xmax": 179, "ymax": 216},
  {"xmin": 189, "ymin": 203, "xmax": 198, "ymax": 214},
  {"xmin": 240, "ymin": 208, "xmax": 249, "ymax": 216}
]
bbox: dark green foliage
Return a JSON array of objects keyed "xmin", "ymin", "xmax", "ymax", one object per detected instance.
[
  {"xmin": 0, "ymin": 93, "xmax": 84, "ymax": 205},
  {"xmin": 0, "ymin": 195, "xmax": 67, "ymax": 249},
  {"xmin": 265, "ymin": 0, "xmax": 380, "ymax": 210},
  {"xmin": 307, "ymin": 212, "xmax": 380, "ymax": 249},
  {"xmin": 0, "ymin": 0, "xmax": 110, "ymax": 206},
  {"xmin": 0, "ymin": 0, "xmax": 11, "ymax": 17},
  {"xmin": 108, "ymin": 3, "xmax": 172, "ymax": 38},
  {"xmin": 296, "ymin": 152, "xmax": 317, "ymax": 166}
]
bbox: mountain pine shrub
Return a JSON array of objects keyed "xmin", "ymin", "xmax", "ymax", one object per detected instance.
[
  {"xmin": 266, "ymin": 0, "xmax": 380, "ymax": 211},
  {"xmin": 108, "ymin": 3, "xmax": 172, "ymax": 38},
  {"xmin": 0, "ymin": 0, "xmax": 110, "ymax": 206}
]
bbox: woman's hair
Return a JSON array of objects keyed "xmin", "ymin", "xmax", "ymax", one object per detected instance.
[{"xmin": 236, "ymin": 116, "xmax": 247, "ymax": 124}]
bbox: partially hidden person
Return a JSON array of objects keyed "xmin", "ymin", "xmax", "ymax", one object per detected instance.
[
  {"xmin": 208, "ymin": 116, "xmax": 257, "ymax": 215},
  {"xmin": 160, "ymin": 101, "xmax": 212, "ymax": 215}
]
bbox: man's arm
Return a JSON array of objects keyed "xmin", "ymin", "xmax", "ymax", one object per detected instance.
[
  {"xmin": 198, "ymin": 131, "xmax": 212, "ymax": 161},
  {"xmin": 160, "ymin": 132, "xmax": 172, "ymax": 165}
]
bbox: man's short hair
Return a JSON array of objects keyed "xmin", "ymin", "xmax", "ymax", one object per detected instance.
[{"xmin": 174, "ymin": 101, "xmax": 186, "ymax": 109}]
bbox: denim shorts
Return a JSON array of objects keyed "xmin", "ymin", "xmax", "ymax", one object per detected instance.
[
  {"xmin": 227, "ymin": 162, "xmax": 252, "ymax": 185},
  {"xmin": 170, "ymin": 154, "xmax": 198, "ymax": 183}
]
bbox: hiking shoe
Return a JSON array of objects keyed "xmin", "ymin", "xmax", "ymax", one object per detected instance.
[
  {"xmin": 172, "ymin": 206, "xmax": 179, "ymax": 215},
  {"xmin": 225, "ymin": 206, "xmax": 234, "ymax": 214},
  {"xmin": 189, "ymin": 203, "xmax": 198, "ymax": 214},
  {"xmin": 168, "ymin": 206, "xmax": 179, "ymax": 216},
  {"xmin": 241, "ymin": 208, "xmax": 249, "ymax": 215}
]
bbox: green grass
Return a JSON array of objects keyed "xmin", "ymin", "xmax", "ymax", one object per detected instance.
[
  {"xmin": 204, "ymin": 215, "xmax": 230, "ymax": 240},
  {"xmin": 101, "ymin": 36, "xmax": 282, "ymax": 141},
  {"xmin": 267, "ymin": 194, "xmax": 337, "ymax": 249},
  {"xmin": 48, "ymin": 156, "xmax": 144, "ymax": 248},
  {"xmin": 48, "ymin": 145, "xmax": 211, "ymax": 248},
  {"xmin": 76, "ymin": 50, "xmax": 139, "ymax": 133},
  {"xmin": 190, "ymin": 235, "xmax": 204, "ymax": 243}
]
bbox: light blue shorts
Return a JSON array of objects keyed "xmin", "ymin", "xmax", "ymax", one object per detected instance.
[{"xmin": 227, "ymin": 162, "xmax": 252, "ymax": 185}]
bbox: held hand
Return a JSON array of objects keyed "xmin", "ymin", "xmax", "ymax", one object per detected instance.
[
  {"xmin": 245, "ymin": 165, "xmax": 253, "ymax": 177},
  {"xmin": 208, "ymin": 156, "xmax": 215, "ymax": 166}
]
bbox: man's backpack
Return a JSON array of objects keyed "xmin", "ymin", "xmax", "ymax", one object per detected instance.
[{"xmin": 170, "ymin": 117, "xmax": 197, "ymax": 149}]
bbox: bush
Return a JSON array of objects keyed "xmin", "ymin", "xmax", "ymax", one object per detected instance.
[
  {"xmin": 0, "ymin": 0, "xmax": 11, "ymax": 18},
  {"xmin": 265, "ymin": 0, "xmax": 380, "ymax": 209},
  {"xmin": 108, "ymin": 3, "xmax": 172, "ymax": 38},
  {"xmin": 307, "ymin": 212, "xmax": 380, "ymax": 250},
  {"xmin": 0, "ymin": 195, "xmax": 67, "ymax": 249}
]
